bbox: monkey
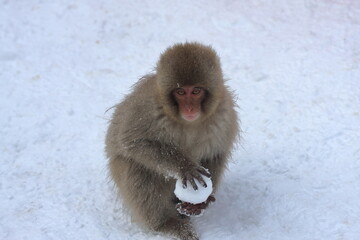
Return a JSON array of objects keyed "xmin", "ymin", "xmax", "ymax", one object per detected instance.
[{"xmin": 105, "ymin": 42, "xmax": 239, "ymax": 240}]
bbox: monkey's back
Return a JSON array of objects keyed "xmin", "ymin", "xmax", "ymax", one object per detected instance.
[
  {"xmin": 105, "ymin": 75, "xmax": 158, "ymax": 156},
  {"xmin": 106, "ymin": 75, "xmax": 180, "ymax": 226}
]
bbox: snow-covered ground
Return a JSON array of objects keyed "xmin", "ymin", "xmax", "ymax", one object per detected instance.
[{"xmin": 1, "ymin": 0, "xmax": 359, "ymax": 239}]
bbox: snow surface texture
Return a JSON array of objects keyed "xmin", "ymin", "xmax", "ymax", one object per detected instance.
[
  {"xmin": 1, "ymin": 0, "xmax": 360, "ymax": 239},
  {"xmin": 174, "ymin": 175, "xmax": 213, "ymax": 204}
]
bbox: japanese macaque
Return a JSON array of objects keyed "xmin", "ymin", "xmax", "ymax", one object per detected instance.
[{"xmin": 105, "ymin": 42, "xmax": 239, "ymax": 240}]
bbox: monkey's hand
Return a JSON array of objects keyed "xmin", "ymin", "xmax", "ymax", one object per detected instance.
[
  {"xmin": 181, "ymin": 165, "xmax": 211, "ymax": 190},
  {"xmin": 176, "ymin": 195, "xmax": 216, "ymax": 216}
]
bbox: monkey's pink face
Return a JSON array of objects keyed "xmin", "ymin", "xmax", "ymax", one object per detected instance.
[{"xmin": 173, "ymin": 86, "xmax": 205, "ymax": 122}]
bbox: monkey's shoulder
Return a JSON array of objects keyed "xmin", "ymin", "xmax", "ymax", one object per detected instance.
[
  {"xmin": 115, "ymin": 74, "xmax": 156, "ymax": 110},
  {"xmin": 110, "ymin": 75, "xmax": 160, "ymax": 135},
  {"xmin": 131, "ymin": 74, "xmax": 157, "ymax": 95}
]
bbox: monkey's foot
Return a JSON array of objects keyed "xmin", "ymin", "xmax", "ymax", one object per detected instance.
[
  {"xmin": 176, "ymin": 195, "xmax": 216, "ymax": 216},
  {"xmin": 156, "ymin": 217, "xmax": 199, "ymax": 240}
]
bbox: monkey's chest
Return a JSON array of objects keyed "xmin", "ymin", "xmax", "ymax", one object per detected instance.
[{"xmin": 178, "ymin": 129, "xmax": 224, "ymax": 161}]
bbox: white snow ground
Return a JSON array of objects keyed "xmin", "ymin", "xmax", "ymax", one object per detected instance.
[{"xmin": 1, "ymin": 0, "xmax": 359, "ymax": 239}]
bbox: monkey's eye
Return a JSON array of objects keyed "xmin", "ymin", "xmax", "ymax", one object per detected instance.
[
  {"xmin": 192, "ymin": 88, "xmax": 202, "ymax": 95},
  {"xmin": 175, "ymin": 89, "xmax": 185, "ymax": 95}
]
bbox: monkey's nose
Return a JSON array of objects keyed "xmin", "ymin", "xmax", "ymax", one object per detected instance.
[{"xmin": 186, "ymin": 106, "xmax": 193, "ymax": 112}]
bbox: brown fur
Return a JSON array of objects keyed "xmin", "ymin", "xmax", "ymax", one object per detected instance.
[
  {"xmin": 156, "ymin": 42, "xmax": 225, "ymax": 123},
  {"xmin": 105, "ymin": 42, "xmax": 239, "ymax": 240}
]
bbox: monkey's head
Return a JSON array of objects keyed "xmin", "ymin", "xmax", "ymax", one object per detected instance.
[{"xmin": 156, "ymin": 42, "xmax": 225, "ymax": 123}]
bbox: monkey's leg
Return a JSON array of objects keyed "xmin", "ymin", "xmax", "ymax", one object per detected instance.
[
  {"xmin": 155, "ymin": 216, "xmax": 199, "ymax": 240},
  {"xmin": 110, "ymin": 158, "xmax": 198, "ymax": 240},
  {"xmin": 133, "ymin": 176, "xmax": 199, "ymax": 240},
  {"xmin": 135, "ymin": 176, "xmax": 199, "ymax": 240}
]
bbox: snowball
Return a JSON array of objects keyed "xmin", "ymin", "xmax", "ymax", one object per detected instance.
[{"xmin": 174, "ymin": 175, "xmax": 213, "ymax": 204}]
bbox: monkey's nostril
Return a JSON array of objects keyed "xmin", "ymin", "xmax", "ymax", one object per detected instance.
[{"xmin": 186, "ymin": 105, "xmax": 194, "ymax": 112}]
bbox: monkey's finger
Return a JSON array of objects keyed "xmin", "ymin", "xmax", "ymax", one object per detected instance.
[
  {"xmin": 182, "ymin": 178, "xmax": 188, "ymax": 189},
  {"xmin": 194, "ymin": 209, "xmax": 202, "ymax": 215},
  {"xmin": 175, "ymin": 203, "xmax": 182, "ymax": 210},
  {"xmin": 184, "ymin": 205, "xmax": 194, "ymax": 211},
  {"xmin": 182, "ymin": 202, "xmax": 190, "ymax": 208},
  {"xmin": 208, "ymin": 195, "xmax": 216, "ymax": 202},
  {"xmin": 186, "ymin": 206, "xmax": 198, "ymax": 214},
  {"xmin": 197, "ymin": 168, "xmax": 211, "ymax": 178},
  {"xmin": 198, "ymin": 203, "xmax": 207, "ymax": 209},
  {"xmin": 195, "ymin": 174, "xmax": 207, "ymax": 188},
  {"xmin": 189, "ymin": 178, "xmax": 198, "ymax": 190}
]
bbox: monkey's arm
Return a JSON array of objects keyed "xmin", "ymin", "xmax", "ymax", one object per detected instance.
[{"xmin": 124, "ymin": 139, "xmax": 210, "ymax": 189}]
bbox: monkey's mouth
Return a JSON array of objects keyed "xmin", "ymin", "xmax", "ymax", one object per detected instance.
[{"xmin": 181, "ymin": 113, "xmax": 200, "ymax": 122}]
